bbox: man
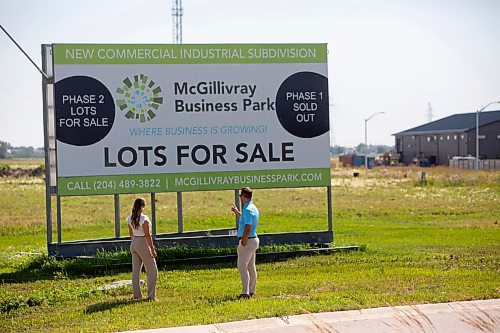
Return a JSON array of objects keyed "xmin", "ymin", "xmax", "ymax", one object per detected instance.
[{"xmin": 230, "ymin": 187, "xmax": 260, "ymax": 299}]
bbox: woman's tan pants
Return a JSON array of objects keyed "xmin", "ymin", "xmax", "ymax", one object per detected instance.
[
  {"xmin": 237, "ymin": 237, "xmax": 259, "ymax": 295},
  {"xmin": 130, "ymin": 236, "xmax": 158, "ymax": 300}
]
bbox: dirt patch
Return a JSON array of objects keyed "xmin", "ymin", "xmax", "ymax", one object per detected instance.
[{"xmin": 0, "ymin": 166, "xmax": 44, "ymax": 178}]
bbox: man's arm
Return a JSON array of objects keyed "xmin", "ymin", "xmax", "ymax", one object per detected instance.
[
  {"xmin": 241, "ymin": 224, "xmax": 251, "ymax": 246},
  {"xmin": 230, "ymin": 204, "xmax": 241, "ymax": 218}
]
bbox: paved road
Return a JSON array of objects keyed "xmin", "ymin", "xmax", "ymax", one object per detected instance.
[{"xmin": 121, "ymin": 299, "xmax": 499, "ymax": 333}]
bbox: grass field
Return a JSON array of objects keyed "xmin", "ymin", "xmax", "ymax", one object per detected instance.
[{"xmin": 0, "ymin": 159, "xmax": 499, "ymax": 332}]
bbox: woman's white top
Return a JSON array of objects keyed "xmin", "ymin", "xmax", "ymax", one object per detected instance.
[{"xmin": 126, "ymin": 214, "xmax": 151, "ymax": 236}]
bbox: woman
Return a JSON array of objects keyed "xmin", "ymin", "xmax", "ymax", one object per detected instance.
[{"xmin": 127, "ymin": 197, "xmax": 158, "ymax": 301}]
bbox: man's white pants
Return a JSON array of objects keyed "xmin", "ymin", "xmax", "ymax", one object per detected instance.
[{"xmin": 237, "ymin": 237, "xmax": 260, "ymax": 295}]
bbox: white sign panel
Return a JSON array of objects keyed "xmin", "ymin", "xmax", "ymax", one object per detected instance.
[{"xmin": 52, "ymin": 44, "xmax": 330, "ymax": 195}]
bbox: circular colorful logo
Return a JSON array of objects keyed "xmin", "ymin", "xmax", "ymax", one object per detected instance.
[{"xmin": 115, "ymin": 74, "xmax": 163, "ymax": 123}]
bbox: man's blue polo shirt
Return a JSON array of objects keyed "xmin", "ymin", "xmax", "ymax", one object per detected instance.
[{"xmin": 237, "ymin": 201, "xmax": 259, "ymax": 238}]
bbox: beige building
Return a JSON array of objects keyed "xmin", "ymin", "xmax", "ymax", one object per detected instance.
[{"xmin": 393, "ymin": 110, "xmax": 500, "ymax": 165}]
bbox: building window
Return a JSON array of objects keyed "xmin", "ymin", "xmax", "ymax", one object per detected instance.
[
  {"xmin": 440, "ymin": 136, "xmax": 443, "ymax": 140},
  {"xmin": 461, "ymin": 134, "xmax": 465, "ymax": 140},
  {"xmin": 411, "ymin": 136, "xmax": 415, "ymax": 140},
  {"xmin": 454, "ymin": 135, "xmax": 457, "ymax": 140},
  {"xmin": 408, "ymin": 144, "xmax": 411, "ymax": 148},
  {"xmin": 427, "ymin": 136, "xmax": 431, "ymax": 142},
  {"xmin": 446, "ymin": 135, "xmax": 450, "ymax": 140},
  {"xmin": 497, "ymin": 134, "xmax": 500, "ymax": 139},
  {"xmin": 478, "ymin": 135, "xmax": 486, "ymax": 140}
]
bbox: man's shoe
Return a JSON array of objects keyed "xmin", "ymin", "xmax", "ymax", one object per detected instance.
[{"xmin": 237, "ymin": 294, "xmax": 250, "ymax": 299}]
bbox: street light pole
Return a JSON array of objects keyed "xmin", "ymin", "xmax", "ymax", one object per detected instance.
[
  {"xmin": 476, "ymin": 101, "xmax": 500, "ymax": 170},
  {"xmin": 364, "ymin": 112, "xmax": 385, "ymax": 174}
]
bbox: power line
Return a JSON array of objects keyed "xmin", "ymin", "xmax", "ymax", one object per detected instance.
[{"xmin": 0, "ymin": 24, "xmax": 49, "ymax": 79}]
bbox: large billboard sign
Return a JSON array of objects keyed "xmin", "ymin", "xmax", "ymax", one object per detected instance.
[{"xmin": 52, "ymin": 44, "xmax": 330, "ymax": 196}]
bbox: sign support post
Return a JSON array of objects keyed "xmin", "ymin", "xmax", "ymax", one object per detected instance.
[
  {"xmin": 177, "ymin": 192, "xmax": 183, "ymax": 233},
  {"xmin": 114, "ymin": 194, "xmax": 120, "ymax": 238},
  {"xmin": 151, "ymin": 193, "xmax": 157, "ymax": 239},
  {"xmin": 41, "ymin": 45, "xmax": 53, "ymax": 246}
]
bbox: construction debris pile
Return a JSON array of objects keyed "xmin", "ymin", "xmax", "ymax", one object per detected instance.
[{"xmin": 0, "ymin": 166, "xmax": 44, "ymax": 177}]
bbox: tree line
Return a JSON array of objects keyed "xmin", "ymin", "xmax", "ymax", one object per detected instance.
[
  {"xmin": 0, "ymin": 141, "xmax": 44, "ymax": 158},
  {"xmin": 1, "ymin": 140, "xmax": 394, "ymax": 159},
  {"xmin": 330, "ymin": 143, "xmax": 394, "ymax": 155}
]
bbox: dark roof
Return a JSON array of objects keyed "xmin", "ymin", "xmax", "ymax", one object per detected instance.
[{"xmin": 394, "ymin": 110, "xmax": 500, "ymax": 136}]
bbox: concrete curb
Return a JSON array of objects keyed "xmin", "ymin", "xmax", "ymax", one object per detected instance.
[{"xmin": 121, "ymin": 299, "xmax": 500, "ymax": 333}]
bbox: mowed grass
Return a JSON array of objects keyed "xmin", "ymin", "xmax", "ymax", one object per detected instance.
[{"xmin": 0, "ymin": 161, "xmax": 499, "ymax": 332}]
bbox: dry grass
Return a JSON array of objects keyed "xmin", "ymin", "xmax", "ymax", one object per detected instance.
[{"xmin": 0, "ymin": 162, "xmax": 498, "ymax": 332}]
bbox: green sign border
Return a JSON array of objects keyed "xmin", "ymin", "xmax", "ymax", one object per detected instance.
[
  {"xmin": 53, "ymin": 44, "xmax": 327, "ymax": 64},
  {"xmin": 57, "ymin": 168, "xmax": 331, "ymax": 196}
]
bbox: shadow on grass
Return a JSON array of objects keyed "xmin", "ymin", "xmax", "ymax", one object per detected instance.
[
  {"xmin": 0, "ymin": 257, "xmax": 236, "ymax": 284},
  {"xmin": 0, "ymin": 254, "xmax": 129, "ymax": 283},
  {"xmin": 85, "ymin": 298, "xmax": 142, "ymax": 314},
  {"xmin": 1, "ymin": 247, "xmax": 359, "ymax": 283}
]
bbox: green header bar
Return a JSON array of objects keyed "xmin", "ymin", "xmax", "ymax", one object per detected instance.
[
  {"xmin": 57, "ymin": 168, "xmax": 331, "ymax": 196},
  {"xmin": 52, "ymin": 44, "xmax": 327, "ymax": 64}
]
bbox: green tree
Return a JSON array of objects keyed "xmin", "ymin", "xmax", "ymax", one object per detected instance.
[
  {"xmin": 10, "ymin": 146, "xmax": 35, "ymax": 158},
  {"xmin": 375, "ymin": 145, "xmax": 394, "ymax": 153},
  {"xmin": 330, "ymin": 145, "xmax": 346, "ymax": 155},
  {"xmin": 0, "ymin": 141, "xmax": 9, "ymax": 158},
  {"xmin": 356, "ymin": 143, "xmax": 367, "ymax": 154}
]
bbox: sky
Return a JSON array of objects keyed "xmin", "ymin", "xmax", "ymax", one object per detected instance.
[{"xmin": 1, "ymin": 0, "xmax": 500, "ymax": 148}]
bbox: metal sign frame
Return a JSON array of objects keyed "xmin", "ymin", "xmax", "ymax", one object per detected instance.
[{"xmin": 42, "ymin": 44, "xmax": 333, "ymax": 257}]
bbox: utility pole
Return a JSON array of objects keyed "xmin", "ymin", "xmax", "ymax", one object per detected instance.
[
  {"xmin": 172, "ymin": 0, "xmax": 184, "ymax": 232},
  {"xmin": 172, "ymin": 0, "xmax": 183, "ymax": 44},
  {"xmin": 329, "ymin": 101, "xmax": 336, "ymax": 147},
  {"xmin": 364, "ymin": 112, "xmax": 385, "ymax": 174},
  {"xmin": 427, "ymin": 102, "xmax": 433, "ymax": 123}
]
